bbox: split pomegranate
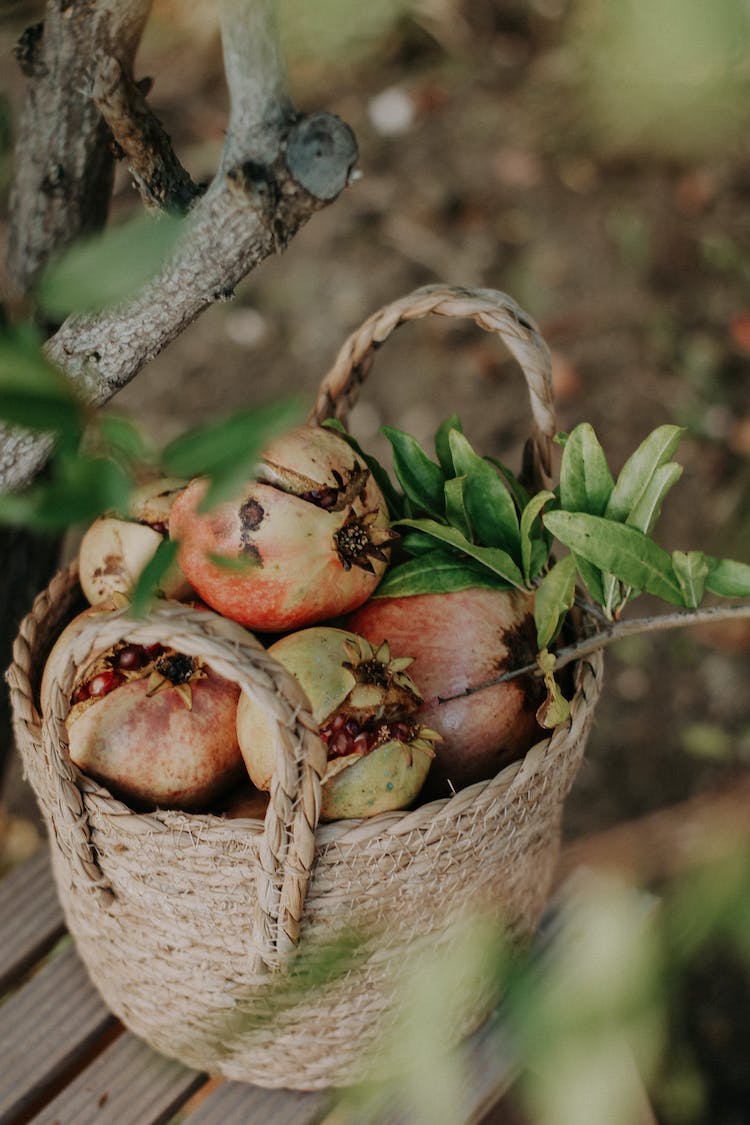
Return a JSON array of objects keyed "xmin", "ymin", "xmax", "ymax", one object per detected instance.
[
  {"xmin": 347, "ymin": 587, "xmax": 545, "ymax": 795},
  {"xmin": 236, "ymin": 626, "xmax": 441, "ymax": 820},
  {"xmin": 79, "ymin": 476, "xmax": 192, "ymax": 606},
  {"xmin": 169, "ymin": 425, "xmax": 397, "ymax": 632},
  {"xmin": 54, "ymin": 621, "xmax": 244, "ymax": 811}
]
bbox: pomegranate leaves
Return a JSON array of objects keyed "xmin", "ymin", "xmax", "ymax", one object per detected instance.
[{"xmin": 540, "ymin": 420, "xmax": 750, "ymax": 631}]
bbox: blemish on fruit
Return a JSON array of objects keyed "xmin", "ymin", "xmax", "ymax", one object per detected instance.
[{"xmin": 239, "ymin": 498, "xmax": 265, "ymax": 531}]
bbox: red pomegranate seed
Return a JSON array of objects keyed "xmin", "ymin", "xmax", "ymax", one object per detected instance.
[
  {"xmin": 116, "ymin": 645, "xmax": 142, "ymax": 670},
  {"xmin": 352, "ymin": 733, "xmax": 369, "ymax": 755},
  {"xmin": 73, "ymin": 682, "xmax": 90, "ymax": 704},
  {"xmin": 331, "ymin": 714, "xmax": 346, "ymax": 733},
  {"xmin": 333, "ymin": 732, "xmax": 350, "ymax": 756},
  {"xmin": 87, "ymin": 669, "xmax": 125, "ymax": 697},
  {"xmin": 344, "ymin": 717, "xmax": 359, "ymax": 737}
]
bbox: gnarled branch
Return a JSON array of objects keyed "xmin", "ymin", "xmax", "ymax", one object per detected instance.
[{"xmin": 1, "ymin": 0, "xmax": 358, "ymax": 495}]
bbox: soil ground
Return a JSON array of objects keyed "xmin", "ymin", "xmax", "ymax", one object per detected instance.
[{"xmin": 2, "ymin": 3, "xmax": 750, "ymax": 1122}]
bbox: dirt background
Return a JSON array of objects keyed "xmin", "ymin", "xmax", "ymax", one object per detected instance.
[{"xmin": 2, "ymin": 2, "xmax": 750, "ymax": 1122}]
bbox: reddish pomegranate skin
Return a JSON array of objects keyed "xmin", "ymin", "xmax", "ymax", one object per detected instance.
[
  {"xmin": 67, "ymin": 670, "xmax": 244, "ymax": 812},
  {"xmin": 347, "ymin": 587, "xmax": 544, "ymax": 795},
  {"xmin": 169, "ymin": 427, "xmax": 393, "ymax": 632}
]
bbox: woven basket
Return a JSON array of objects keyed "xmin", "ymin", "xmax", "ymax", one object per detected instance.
[{"xmin": 8, "ymin": 285, "xmax": 603, "ymax": 1090}]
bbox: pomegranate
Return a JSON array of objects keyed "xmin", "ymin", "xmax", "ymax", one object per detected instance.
[
  {"xmin": 169, "ymin": 425, "xmax": 397, "ymax": 632},
  {"xmin": 79, "ymin": 477, "xmax": 192, "ymax": 605},
  {"xmin": 53, "ymin": 622, "xmax": 244, "ymax": 811},
  {"xmin": 236, "ymin": 627, "xmax": 440, "ymax": 820},
  {"xmin": 347, "ymin": 587, "xmax": 545, "ymax": 795}
]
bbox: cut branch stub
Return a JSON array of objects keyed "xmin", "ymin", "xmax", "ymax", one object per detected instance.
[{"xmin": 285, "ymin": 113, "xmax": 359, "ymax": 201}]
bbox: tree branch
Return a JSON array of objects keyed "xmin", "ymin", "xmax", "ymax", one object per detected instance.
[
  {"xmin": 1, "ymin": 0, "xmax": 358, "ymax": 495},
  {"xmin": 437, "ymin": 602, "xmax": 750, "ymax": 703},
  {"xmin": 91, "ymin": 53, "xmax": 200, "ymax": 213},
  {"xmin": 4, "ymin": 0, "xmax": 153, "ymax": 307},
  {"xmin": 219, "ymin": 0, "xmax": 293, "ymax": 168}
]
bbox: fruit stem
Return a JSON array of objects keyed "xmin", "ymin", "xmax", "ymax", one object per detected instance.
[{"xmin": 437, "ymin": 602, "xmax": 750, "ymax": 703}]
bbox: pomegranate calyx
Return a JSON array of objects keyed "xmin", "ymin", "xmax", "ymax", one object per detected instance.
[
  {"xmin": 339, "ymin": 634, "xmax": 422, "ymax": 721},
  {"xmin": 334, "ymin": 509, "xmax": 399, "ymax": 573},
  {"xmin": 145, "ymin": 653, "xmax": 205, "ymax": 710}
]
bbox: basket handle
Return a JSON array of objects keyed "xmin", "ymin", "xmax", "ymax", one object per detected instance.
[
  {"xmin": 38, "ymin": 599, "xmax": 327, "ymax": 975},
  {"xmin": 310, "ymin": 284, "xmax": 557, "ymax": 479}
]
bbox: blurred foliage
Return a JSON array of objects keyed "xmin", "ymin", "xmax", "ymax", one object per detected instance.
[
  {"xmin": 279, "ymin": 0, "xmax": 414, "ymax": 62},
  {"xmin": 36, "ymin": 213, "xmax": 183, "ymax": 320},
  {"xmin": 325, "ymin": 850, "xmax": 750, "ymax": 1125},
  {"xmin": 570, "ymin": 0, "xmax": 750, "ymax": 158}
]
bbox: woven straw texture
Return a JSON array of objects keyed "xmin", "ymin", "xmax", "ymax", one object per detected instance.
[{"xmin": 8, "ymin": 285, "xmax": 604, "ymax": 1090}]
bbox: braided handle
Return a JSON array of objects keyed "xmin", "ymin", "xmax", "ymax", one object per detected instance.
[
  {"xmin": 310, "ymin": 284, "xmax": 556, "ymax": 477},
  {"xmin": 38, "ymin": 598, "xmax": 327, "ymax": 975}
]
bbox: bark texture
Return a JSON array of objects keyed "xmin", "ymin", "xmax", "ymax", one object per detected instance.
[{"xmin": 1, "ymin": 0, "xmax": 358, "ymax": 496}]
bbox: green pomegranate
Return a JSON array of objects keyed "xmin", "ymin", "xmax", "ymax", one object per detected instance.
[{"xmin": 236, "ymin": 627, "xmax": 440, "ymax": 821}]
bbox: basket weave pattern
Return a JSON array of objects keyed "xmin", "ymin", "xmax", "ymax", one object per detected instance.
[{"xmin": 8, "ymin": 286, "xmax": 604, "ymax": 1089}]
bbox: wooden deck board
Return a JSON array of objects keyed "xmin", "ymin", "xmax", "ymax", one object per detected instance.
[
  {"xmin": 32, "ymin": 1031, "xmax": 205, "ymax": 1125},
  {"xmin": 0, "ymin": 945, "xmax": 114, "ymax": 1124},
  {"xmin": 0, "ymin": 849, "xmax": 65, "ymax": 994},
  {"xmin": 186, "ymin": 1080, "xmax": 331, "ymax": 1125}
]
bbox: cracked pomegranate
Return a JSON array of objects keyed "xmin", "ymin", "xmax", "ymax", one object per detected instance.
[
  {"xmin": 79, "ymin": 476, "xmax": 192, "ymax": 605},
  {"xmin": 236, "ymin": 626, "xmax": 440, "ymax": 820},
  {"xmin": 347, "ymin": 587, "xmax": 545, "ymax": 795},
  {"xmin": 56, "ymin": 624, "xmax": 244, "ymax": 811},
  {"xmin": 169, "ymin": 425, "xmax": 397, "ymax": 632}
]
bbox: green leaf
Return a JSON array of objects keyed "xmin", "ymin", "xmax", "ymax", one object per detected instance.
[
  {"xmin": 627, "ymin": 462, "xmax": 683, "ymax": 535},
  {"xmin": 705, "ymin": 556, "xmax": 750, "ymax": 598},
  {"xmin": 130, "ymin": 539, "xmax": 180, "ymax": 618},
  {"xmin": 530, "ymin": 538, "xmax": 552, "ymax": 580},
  {"xmin": 0, "ymin": 330, "xmax": 84, "ymax": 445},
  {"xmin": 536, "ymin": 649, "xmax": 571, "ymax": 730},
  {"xmin": 672, "ymin": 550, "xmax": 708, "ymax": 609},
  {"xmin": 520, "ymin": 490, "xmax": 555, "ymax": 581},
  {"xmin": 322, "ymin": 419, "xmax": 404, "ymax": 519},
  {"xmin": 605, "ymin": 425, "xmax": 685, "ymax": 523},
  {"xmin": 434, "ymin": 413, "xmax": 463, "ymax": 476},
  {"xmin": 374, "ymin": 551, "xmax": 511, "ymax": 597},
  {"xmin": 485, "ymin": 457, "xmax": 531, "ymax": 514},
  {"xmin": 400, "ymin": 530, "xmax": 440, "ymax": 557},
  {"xmin": 207, "ymin": 552, "xmax": 262, "ymax": 572},
  {"xmin": 95, "ymin": 414, "xmax": 154, "ymax": 466},
  {"xmin": 161, "ymin": 399, "xmax": 302, "ymax": 509},
  {"xmin": 534, "ymin": 555, "xmax": 577, "ymax": 649},
  {"xmin": 543, "ymin": 510, "xmax": 686, "ymax": 606},
  {"xmin": 36, "ymin": 213, "xmax": 182, "ymax": 319},
  {"xmin": 573, "ymin": 555, "xmax": 606, "ymax": 607},
  {"xmin": 396, "ymin": 517, "xmax": 526, "ymax": 589},
  {"xmin": 382, "ymin": 426, "xmax": 445, "ymax": 519},
  {"xmin": 448, "ymin": 430, "xmax": 520, "ymax": 554},
  {"xmin": 444, "ymin": 475, "xmax": 472, "ymax": 540},
  {"xmin": 0, "ymin": 455, "xmax": 131, "ymax": 530},
  {"xmin": 559, "ymin": 422, "xmax": 614, "ymax": 516}
]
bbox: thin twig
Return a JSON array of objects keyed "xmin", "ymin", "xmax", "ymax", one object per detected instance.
[
  {"xmin": 91, "ymin": 53, "xmax": 199, "ymax": 213},
  {"xmin": 437, "ymin": 602, "xmax": 750, "ymax": 703}
]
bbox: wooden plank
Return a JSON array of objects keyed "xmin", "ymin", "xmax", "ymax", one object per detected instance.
[
  {"xmin": 0, "ymin": 944, "xmax": 114, "ymax": 1124},
  {"xmin": 186, "ymin": 1080, "xmax": 331, "ymax": 1125},
  {"xmin": 33, "ymin": 1031, "xmax": 205, "ymax": 1125},
  {"xmin": 0, "ymin": 849, "xmax": 65, "ymax": 994}
]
